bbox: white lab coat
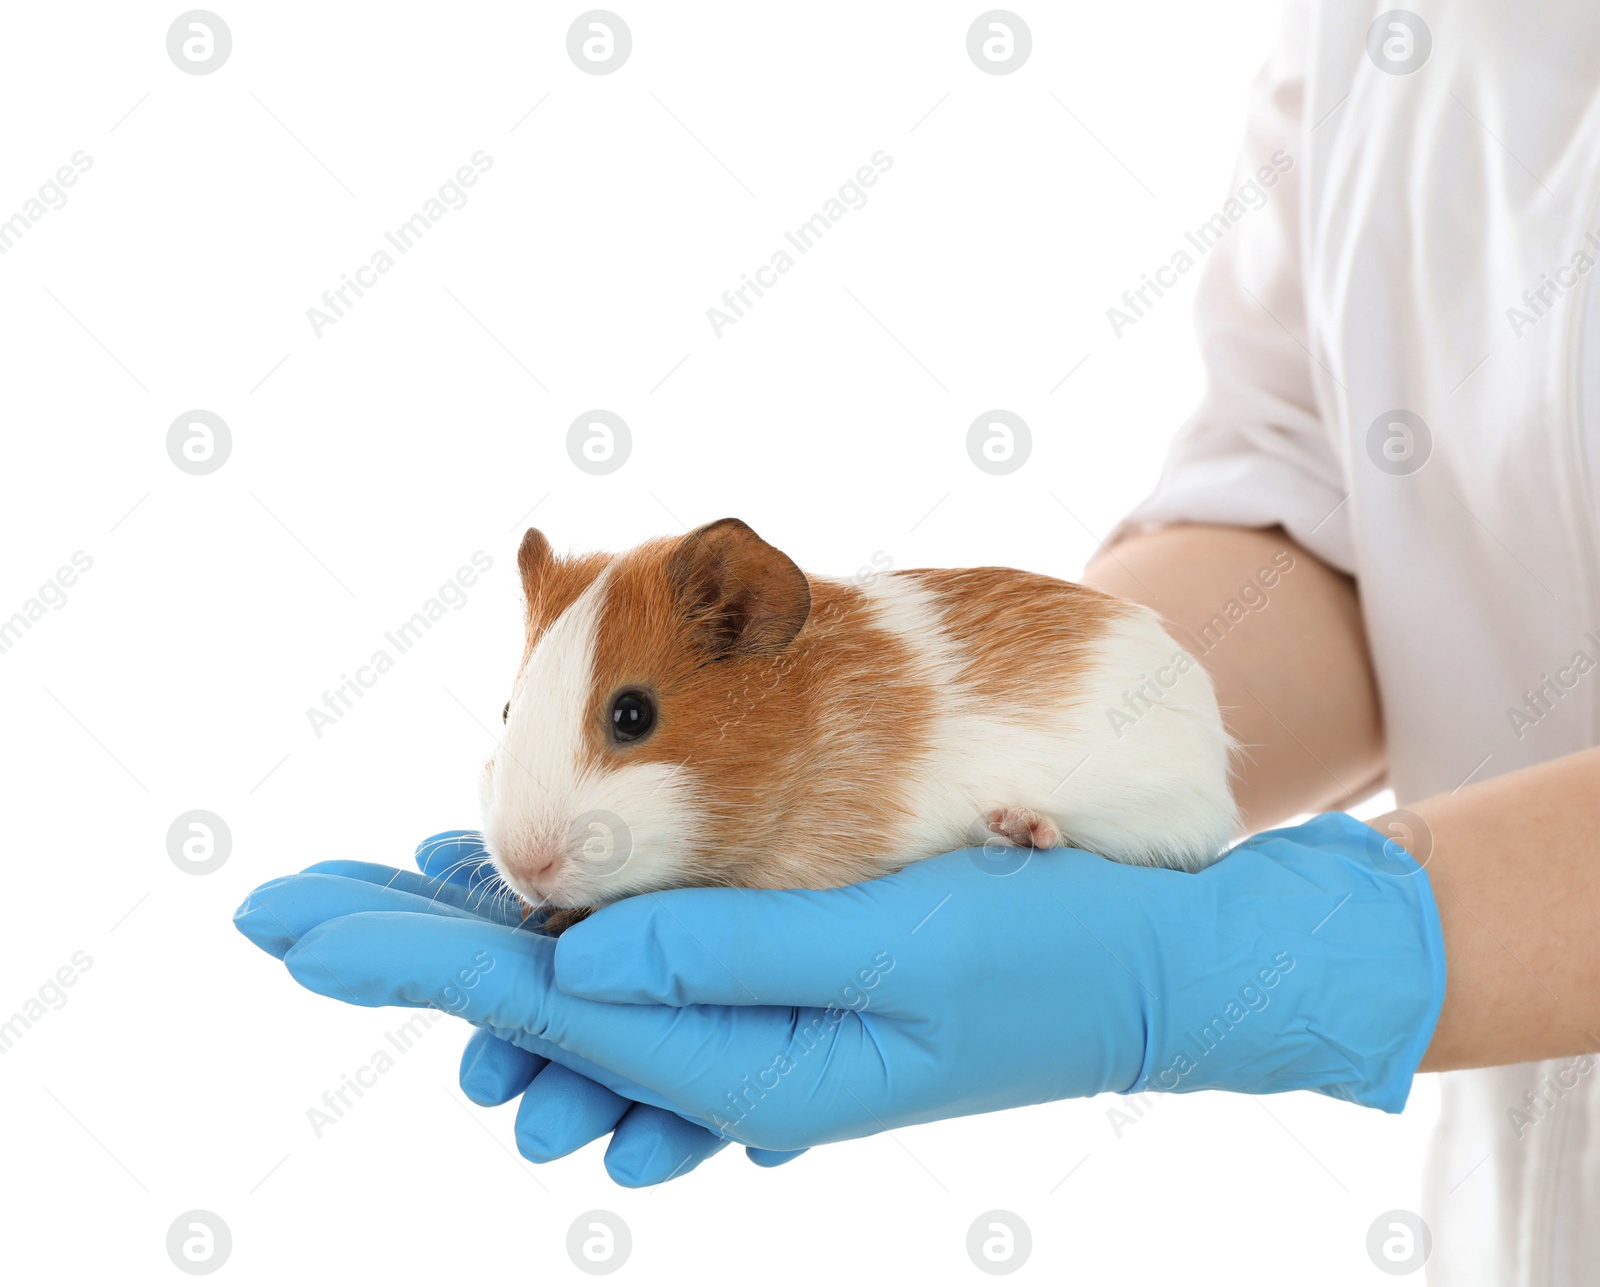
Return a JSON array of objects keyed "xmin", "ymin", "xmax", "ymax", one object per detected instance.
[{"xmin": 1113, "ymin": 3, "xmax": 1600, "ymax": 1282}]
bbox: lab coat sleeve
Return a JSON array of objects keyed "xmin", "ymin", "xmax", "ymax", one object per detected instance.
[{"xmin": 1109, "ymin": 4, "xmax": 1354, "ymax": 574}]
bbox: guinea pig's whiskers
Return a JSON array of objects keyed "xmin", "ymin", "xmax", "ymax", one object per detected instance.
[
  {"xmin": 424, "ymin": 855, "xmax": 503, "ymax": 913},
  {"xmin": 414, "ymin": 833, "xmax": 485, "ymax": 865},
  {"xmin": 468, "ymin": 874, "xmax": 508, "ymax": 913},
  {"xmin": 427, "ymin": 856, "xmax": 480, "ymax": 888}
]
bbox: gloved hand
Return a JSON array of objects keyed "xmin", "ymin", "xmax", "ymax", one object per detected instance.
[
  {"xmin": 235, "ymin": 813, "xmax": 1446, "ymax": 1155},
  {"xmin": 233, "ymin": 830, "xmax": 799, "ymax": 1184}
]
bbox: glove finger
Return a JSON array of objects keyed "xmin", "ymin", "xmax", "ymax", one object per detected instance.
[
  {"xmin": 553, "ymin": 879, "xmax": 917, "ymax": 1008},
  {"xmin": 514, "ymin": 1061, "xmax": 631, "ymax": 1161},
  {"xmin": 604, "ymin": 1104, "xmax": 732, "ymax": 1187},
  {"xmin": 482, "ymin": 1025, "xmax": 862, "ymax": 1154},
  {"xmin": 475, "ymin": 1017, "xmax": 840, "ymax": 1153},
  {"xmin": 301, "ymin": 860, "xmax": 528, "ymax": 924},
  {"xmin": 281, "ymin": 909, "xmax": 547, "ymax": 1012},
  {"xmin": 746, "ymin": 1146, "xmax": 807, "ymax": 1168},
  {"xmin": 234, "ymin": 872, "xmax": 530, "ymax": 959},
  {"xmin": 486, "ymin": 1038, "xmax": 733, "ymax": 1181},
  {"xmin": 460, "ymin": 1027, "xmax": 547, "ymax": 1106},
  {"xmin": 282, "ymin": 911, "xmax": 834, "ymax": 1135},
  {"xmin": 414, "ymin": 830, "xmax": 498, "ymax": 888},
  {"xmin": 475, "ymin": 1021, "xmax": 704, "ymax": 1122}
]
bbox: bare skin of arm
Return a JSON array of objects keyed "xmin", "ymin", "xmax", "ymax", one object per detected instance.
[
  {"xmin": 1084, "ymin": 524, "xmax": 1600, "ymax": 1073},
  {"xmin": 1084, "ymin": 523, "xmax": 1385, "ymax": 832}
]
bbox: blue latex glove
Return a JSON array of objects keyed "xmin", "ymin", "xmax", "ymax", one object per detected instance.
[
  {"xmin": 235, "ymin": 814, "xmax": 1446, "ymax": 1154},
  {"xmin": 234, "ymin": 830, "xmax": 797, "ymax": 1184},
  {"xmin": 415, "ymin": 832, "xmax": 803, "ymax": 1177}
]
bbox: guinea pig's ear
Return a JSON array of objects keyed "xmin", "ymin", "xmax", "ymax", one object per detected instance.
[
  {"xmin": 666, "ymin": 518, "xmax": 811, "ymax": 659},
  {"xmin": 518, "ymin": 528, "xmax": 552, "ymax": 606}
]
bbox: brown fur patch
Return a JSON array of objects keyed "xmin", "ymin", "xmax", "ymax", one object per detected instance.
[
  {"xmin": 583, "ymin": 538, "xmax": 939, "ymax": 892},
  {"xmin": 517, "ymin": 528, "xmax": 612, "ymax": 666},
  {"xmin": 900, "ymin": 567, "xmax": 1123, "ymax": 706}
]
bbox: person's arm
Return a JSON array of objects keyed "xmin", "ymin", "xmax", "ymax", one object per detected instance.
[
  {"xmin": 1389, "ymin": 750, "xmax": 1600, "ymax": 1071},
  {"xmin": 1089, "ymin": 523, "xmax": 1600, "ymax": 1073},
  {"xmin": 1084, "ymin": 523, "xmax": 1385, "ymax": 832}
]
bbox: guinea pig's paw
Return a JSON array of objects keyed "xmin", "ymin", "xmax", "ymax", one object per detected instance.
[
  {"xmin": 540, "ymin": 907, "xmax": 595, "ymax": 935},
  {"xmin": 984, "ymin": 807, "xmax": 1062, "ymax": 850}
]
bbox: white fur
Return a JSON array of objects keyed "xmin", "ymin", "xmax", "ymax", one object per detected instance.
[
  {"xmin": 481, "ymin": 568, "xmax": 702, "ymax": 908},
  {"xmin": 855, "ymin": 575, "xmax": 1237, "ymax": 871}
]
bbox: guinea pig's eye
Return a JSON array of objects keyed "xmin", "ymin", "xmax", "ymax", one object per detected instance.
[
  {"xmin": 502, "ymin": 701, "xmax": 510, "ymax": 724},
  {"xmin": 609, "ymin": 690, "xmax": 655, "ymax": 744}
]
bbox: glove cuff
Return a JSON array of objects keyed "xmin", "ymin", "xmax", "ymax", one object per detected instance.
[{"xmin": 1130, "ymin": 811, "xmax": 1448, "ymax": 1112}]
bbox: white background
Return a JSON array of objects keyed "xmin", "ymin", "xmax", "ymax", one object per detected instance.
[{"xmin": 0, "ymin": 2, "xmax": 1424, "ymax": 1282}]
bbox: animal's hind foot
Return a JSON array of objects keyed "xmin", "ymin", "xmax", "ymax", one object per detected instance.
[{"xmin": 983, "ymin": 807, "xmax": 1062, "ymax": 849}]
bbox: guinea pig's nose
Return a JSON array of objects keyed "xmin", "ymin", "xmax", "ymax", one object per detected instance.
[{"xmin": 509, "ymin": 844, "xmax": 563, "ymax": 886}]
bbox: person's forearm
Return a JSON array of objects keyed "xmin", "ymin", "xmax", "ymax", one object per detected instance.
[
  {"xmin": 1384, "ymin": 747, "xmax": 1600, "ymax": 1071},
  {"xmin": 1084, "ymin": 524, "xmax": 1385, "ymax": 833},
  {"xmin": 1085, "ymin": 526, "xmax": 1600, "ymax": 1070}
]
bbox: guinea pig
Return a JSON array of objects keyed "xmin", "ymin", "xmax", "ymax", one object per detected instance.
[{"xmin": 479, "ymin": 517, "xmax": 1237, "ymax": 928}]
